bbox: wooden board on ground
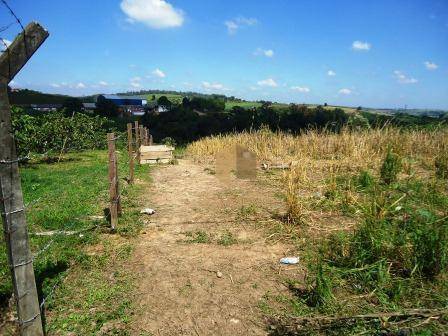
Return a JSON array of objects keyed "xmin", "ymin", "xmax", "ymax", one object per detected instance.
[{"xmin": 140, "ymin": 145, "xmax": 174, "ymax": 164}]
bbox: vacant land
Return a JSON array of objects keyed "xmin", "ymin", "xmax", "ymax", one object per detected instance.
[
  {"xmin": 186, "ymin": 127, "xmax": 448, "ymax": 334},
  {"xmin": 1, "ymin": 126, "xmax": 447, "ymax": 335}
]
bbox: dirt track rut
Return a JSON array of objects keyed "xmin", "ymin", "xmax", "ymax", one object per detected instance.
[{"xmin": 130, "ymin": 159, "xmax": 300, "ymax": 336}]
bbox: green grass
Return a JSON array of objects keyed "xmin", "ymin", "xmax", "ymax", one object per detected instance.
[
  {"xmin": 217, "ymin": 230, "xmax": 237, "ymax": 246},
  {"xmin": 268, "ymin": 157, "xmax": 448, "ymax": 334},
  {"xmin": 184, "ymin": 230, "xmax": 210, "ymax": 244},
  {"xmin": 225, "ymin": 101, "xmax": 263, "ymax": 110},
  {"xmin": 0, "ymin": 149, "xmax": 151, "ymax": 334}
]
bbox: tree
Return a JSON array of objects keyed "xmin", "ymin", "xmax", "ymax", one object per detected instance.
[
  {"xmin": 157, "ymin": 95, "xmax": 172, "ymax": 109},
  {"xmin": 62, "ymin": 97, "xmax": 83, "ymax": 115},
  {"xmin": 182, "ymin": 96, "xmax": 190, "ymax": 108},
  {"xmin": 95, "ymin": 95, "xmax": 119, "ymax": 118}
]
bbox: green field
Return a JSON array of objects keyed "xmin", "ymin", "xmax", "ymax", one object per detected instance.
[{"xmin": 0, "ymin": 150, "xmax": 151, "ymax": 334}]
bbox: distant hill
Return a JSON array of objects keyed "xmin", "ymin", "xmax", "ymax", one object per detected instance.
[
  {"xmin": 8, "ymin": 88, "xmax": 446, "ymax": 118},
  {"xmin": 8, "ymin": 88, "xmax": 71, "ymax": 105}
]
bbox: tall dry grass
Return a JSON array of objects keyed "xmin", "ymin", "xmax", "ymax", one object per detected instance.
[
  {"xmin": 187, "ymin": 127, "xmax": 447, "ymax": 225},
  {"xmin": 186, "ymin": 126, "xmax": 448, "ymax": 173}
]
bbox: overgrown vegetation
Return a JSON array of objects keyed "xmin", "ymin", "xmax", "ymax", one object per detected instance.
[
  {"xmin": 187, "ymin": 126, "xmax": 448, "ymax": 334},
  {"xmin": 11, "ymin": 107, "xmax": 112, "ymax": 156}
]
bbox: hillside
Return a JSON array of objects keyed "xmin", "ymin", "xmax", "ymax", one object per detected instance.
[{"xmin": 8, "ymin": 88, "xmax": 71, "ymax": 105}]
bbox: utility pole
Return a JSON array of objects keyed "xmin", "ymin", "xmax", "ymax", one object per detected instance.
[{"xmin": 0, "ymin": 22, "xmax": 49, "ymax": 336}]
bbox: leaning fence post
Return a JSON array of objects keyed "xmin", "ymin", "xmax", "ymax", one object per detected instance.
[
  {"xmin": 107, "ymin": 133, "xmax": 118, "ymax": 230},
  {"xmin": 0, "ymin": 22, "xmax": 49, "ymax": 336},
  {"xmin": 127, "ymin": 123, "xmax": 134, "ymax": 184},
  {"xmin": 134, "ymin": 121, "xmax": 140, "ymax": 164}
]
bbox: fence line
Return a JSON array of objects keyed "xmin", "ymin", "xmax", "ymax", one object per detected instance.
[{"xmin": 1, "ymin": 119, "xmax": 152, "ymax": 332}]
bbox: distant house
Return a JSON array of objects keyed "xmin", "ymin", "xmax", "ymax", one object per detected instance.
[
  {"xmin": 146, "ymin": 101, "xmax": 170, "ymax": 114},
  {"xmin": 82, "ymin": 102, "xmax": 96, "ymax": 111},
  {"xmin": 96, "ymin": 94, "xmax": 147, "ymax": 117},
  {"xmin": 30, "ymin": 104, "xmax": 62, "ymax": 111}
]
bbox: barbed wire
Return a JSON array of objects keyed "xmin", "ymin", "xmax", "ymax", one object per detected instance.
[{"xmin": 0, "ymin": 0, "xmax": 24, "ymax": 31}]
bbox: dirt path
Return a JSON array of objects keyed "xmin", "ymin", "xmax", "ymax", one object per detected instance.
[{"xmin": 130, "ymin": 159, "xmax": 301, "ymax": 336}]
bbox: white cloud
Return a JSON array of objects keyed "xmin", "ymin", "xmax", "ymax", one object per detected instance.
[
  {"xmin": 352, "ymin": 40, "xmax": 371, "ymax": 51},
  {"xmin": 225, "ymin": 16, "xmax": 258, "ymax": 34},
  {"xmin": 120, "ymin": 0, "xmax": 184, "ymax": 29},
  {"xmin": 327, "ymin": 70, "xmax": 336, "ymax": 76},
  {"xmin": 257, "ymin": 78, "xmax": 278, "ymax": 87},
  {"xmin": 129, "ymin": 76, "xmax": 142, "ymax": 88},
  {"xmin": 75, "ymin": 82, "xmax": 86, "ymax": 89},
  {"xmin": 424, "ymin": 61, "xmax": 438, "ymax": 70},
  {"xmin": 225, "ymin": 21, "xmax": 238, "ymax": 34},
  {"xmin": 338, "ymin": 88, "xmax": 352, "ymax": 95},
  {"xmin": 254, "ymin": 48, "xmax": 274, "ymax": 58},
  {"xmin": 393, "ymin": 70, "xmax": 418, "ymax": 84},
  {"xmin": 50, "ymin": 83, "xmax": 61, "ymax": 88},
  {"xmin": 202, "ymin": 81, "xmax": 229, "ymax": 91},
  {"xmin": 99, "ymin": 81, "xmax": 108, "ymax": 86},
  {"xmin": 152, "ymin": 68, "xmax": 166, "ymax": 78},
  {"xmin": 290, "ymin": 86, "xmax": 310, "ymax": 93}
]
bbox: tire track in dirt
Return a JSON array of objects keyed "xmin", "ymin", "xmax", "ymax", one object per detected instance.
[{"xmin": 130, "ymin": 159, "xmax": 301, "ymax": 336}]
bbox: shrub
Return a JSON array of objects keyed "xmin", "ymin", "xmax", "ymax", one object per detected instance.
[
  {"xmin": 357, "ymin": 170, "xmax": 375, "ymax": 189},
  {"xmin": 11, "ymin": 107, "xmax": 109, "ymax": 156},
  {"xmin": 347, "ymin": 113, "xmax": 370, "ymax": 130},
  {"xmin": 161, "ymin": 137, "xmax": 177, "ymax": 147},
  {"xmin": 328, "ymin": 198, "xmax": 448, "ymax": 280},
  {"xmin": 306, "ymin": 263, "xmax": 334, "ymax": 310},
  {"xmin": 380, "ymin": 148, "xmax": 402, "ymax": 184}
]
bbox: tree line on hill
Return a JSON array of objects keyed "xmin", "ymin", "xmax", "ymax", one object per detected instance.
[
  {"xmin": 9, "ymin": 89, "xmax": 447, "ymax": 152},
  {"xmin": 141, "ymin": 102, "xmax": 353, "ymax": 144}
]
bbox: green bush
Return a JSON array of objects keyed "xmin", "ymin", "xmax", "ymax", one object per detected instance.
[
  {"xmin": 357, "ymin": 170, "xmax": 375, "ymax": 189},
  {"xmin": 306, "ymin": 263, "xmax": 334, "ymax": 311},
  {"xmin": 11, "ymin": 107, "xmax": 110, "ymax": 156},
  {"xmin": 380, "ymin": 148, "xmax": 402, "ymax": 184},
  {"xmin": 327, "ymin": 192, "xmax": 448, "ymax": 280}
]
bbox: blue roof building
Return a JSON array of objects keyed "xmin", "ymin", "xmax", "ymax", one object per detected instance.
[{"xmin": 97, "ymin": 94, "xmax": 147, "ymax": 106}]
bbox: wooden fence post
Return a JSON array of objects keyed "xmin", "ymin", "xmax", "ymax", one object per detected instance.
[
  {"xmin": 134, "ymin": 121, "xmax": 140, "ymax": 164},
  {"xmin": 114, "ymin": 141, "xmax": 121, "ymax": 216},
  {"xmin": 107, "ymin": 133, "xmax": 118, "ymax": 230},
  {"xmin": 0, "ymin": 22, "xmax": 49, "ymax": 336},
  {"xmin": 149, "ymin": 133, "xmax": 153, "ymax": 146},
  {"xmin": 139, "ymin": 125, "xmax": 144, "ymax": 147},
  {"xmin": 144, "ymin": 128, "xmax": 149, "ymax": 146},
  {"xmin": 127, "ymin": 123, "xmax": 134, "ymax": 184}
]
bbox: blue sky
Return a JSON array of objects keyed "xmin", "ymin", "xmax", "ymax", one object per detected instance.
[{"xmin": 1, "ymin": 0, "xmax": 447, "ymax": 109}]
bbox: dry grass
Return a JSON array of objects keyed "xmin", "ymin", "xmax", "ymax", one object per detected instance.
[
  {"xmin": 186, "ymin": 127, "xmax": 448, "ymax": 173},
  {"xmin": 187, "ymin": 126, "xmax": 447, "ymax": 231},
  {"xmin": 186, "ymin": 127, "xmax": 448, "ymax": 334}
]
